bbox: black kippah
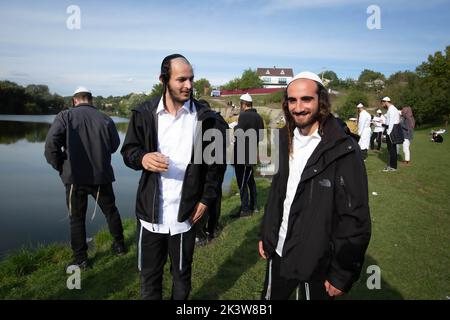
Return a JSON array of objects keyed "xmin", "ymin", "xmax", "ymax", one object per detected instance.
[{"xmin": 160, "ymin": 53, "xmax": 187, "ymax": 73}]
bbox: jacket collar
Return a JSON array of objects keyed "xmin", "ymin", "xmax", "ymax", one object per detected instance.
[
  {"xmin": 133, "ymin": 96, "xmax": 215, "ymax": 121},
  {"xmin": 75, "ymin": 103, "xmax": 96, "ymax": 109},
  {"xmin": 156, "ymin": 97, "xmax": 195, "ymax": 115},
  {"xmin": 300, "ymin": 115, "xmax": 356, "ymax": 183}
]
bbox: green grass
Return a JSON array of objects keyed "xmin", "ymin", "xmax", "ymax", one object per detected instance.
[{"xmin": 0, "ymin": 129, "xmax": 449, "ymax": 299}]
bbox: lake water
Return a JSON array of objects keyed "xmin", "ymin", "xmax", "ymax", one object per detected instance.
[{"xmin": 0, "ymin": 115, "xmax": 235, "ymax": 258}]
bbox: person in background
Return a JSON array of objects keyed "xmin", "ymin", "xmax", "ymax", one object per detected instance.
[
  {"xmin": 356, "ymin": 103, "xmax": 372, "ymax": 160},
  {"xmin": 231, "ymin": 93, "xmax": 265, "ymax": 218},
  {"xmin": 370, "ymin": 109, "xmax": 385, "ymax": 152},
  {"xmin": 381, "ymin": 97, "xmax": 401, "ymax": 172},
  {"xmin": 45, "ymin": 86, "xmax": 126, "ymax": 270},
  {"xmin": 431, "ymin": 132, "xmax": 444, "ymax": 143},
  {"xmin": 400, "ymin": 106, "xmax": 415, "ymax": 166},
  {"xmin": 195, "ymin": 99, "xmax": 228, "ymax": 245}
]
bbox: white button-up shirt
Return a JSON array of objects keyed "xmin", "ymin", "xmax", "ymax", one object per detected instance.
[
  {"xmin": 276, "ymin": 128, "xmax": 322, "ymax": 256},
  {"xmin": 357, "ymin": 110, "xmax": 372, "ymax": 136},
  {"xmin": 372, "ymin": 115, "xmax": 386, "ymax": 133},
  {"xmin": 385, "ymin": 104, "xmax": 400, "ymax": 135},
  {"xmin": 140, "ymin": 99, "xmax": 197, "ymax": 235},
  {"xmin": 358, "ymin": 109, "xmax": 372, "ymax": 150}
]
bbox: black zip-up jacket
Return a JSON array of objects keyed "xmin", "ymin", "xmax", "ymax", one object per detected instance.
[
  {"xmin": 120, "ymin": 97, "xmax": 224, "ymax": 224},
  {"xmin": 44, "ymin": 104, "xmax": 120, "ymax": 185},
  {"xmin": 260, "ymin": 115, "xmax": 371, "ymax": 292},
  {"xmin": 234, "ymin": 108, "xmax": 265, "ymax": 165}
]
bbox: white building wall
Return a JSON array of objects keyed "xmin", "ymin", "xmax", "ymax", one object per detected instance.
[{"xmin": 260, "ymin": 76, "xmax": 293, "ymax": 88}]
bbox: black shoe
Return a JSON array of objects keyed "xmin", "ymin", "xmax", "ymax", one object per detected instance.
[
  {"xmin": 195, "ymin": 237, "xmax": 208, "ymax": 247},
  {"xmin": 112, "ymin": 241, "xmax": 127, "ymax": 256},
  {"xmin": 66, "ymin": 259, "xmax": 90, "ymax": 271},
  {"xmin": 240, "ymin": 210, "xmax": 253, "ymax": 217},
  {"xmin": 230, "ymin": 212, "xmax": 241, "ymax": 219},
  {"xmin": 207, "ymin": 228, "xmax": 220, "ymax": 242}
]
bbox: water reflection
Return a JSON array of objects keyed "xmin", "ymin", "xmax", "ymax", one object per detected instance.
[
  {"xmin": 0, "ymin": 121, "xmax": 50, "ymax": 144},
  {"xmin": 0, "ymin": 116, "xmax": 134, "ymax": 258},
  {"xmin": 0, "ymin": 115, "xmax": 234, "ymax": 257}
]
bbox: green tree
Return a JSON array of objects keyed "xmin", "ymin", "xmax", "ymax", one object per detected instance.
[
  {"xmin": 24, "ymin": 84, "xmax": 51, "ymax": 99},
  {"xmin": 239, "ymin": 69, "xmax": 263, "ymax": 90},
  {"xmin": 0, "ymin": 81, "xmax": 26, "ymax": 114},
  {"xmin": 319, "ymin": 70, "xmax": 339, "ymax": 83},
  {"xmin": 414, "ymin": 45, "xmax": 450, "ymax": 124},
  {"xmin": 149, "ymin": 83, "xmax": 163, "ymax": 98},
  {"xmin": 118, "ymin": 93, "xmax": 149, "ymax": 117},
  {"xmin": 338, "ymin": 90, "xmax": 369, "ymax": 120},
  {"xmin": 358, "ymin": 69, "xmax": 386, "ymax": 83},
  {"xmin": 381, "ymin": 46, "xmax": 450, "ymax": 125},
  {"xmin": 387, "ymin": 71, "xmax": 417, "ymax": 85},
  {"xmin": 221, "ymin": 69, "xmax": 263, "ymax": 91},
  {"xmin": 221, "ymin": 78, "xmax": 240, "ymax": 91},
  {"xmin": 194, "ymin": 78, "xmax": 211, "ymax": 97}
]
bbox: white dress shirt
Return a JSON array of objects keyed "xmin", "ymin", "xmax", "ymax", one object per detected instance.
[
  {"xmin": 372, "ymin": 115, "xmax": 386, "ymax": 133},
  {"xmin": 140, "ymin": 99, "xmax": 197, "ymax": 235},
  {"xmin": 276, "ymin": 128, "xmax": 322, "ymax": 256},
  {"xmin": 385, "ymin": 105, "xmax": 400, "ymax": 135},
  {"xmin": 358, "ymin": 109, "xmax": 372, "ymax": 150}
]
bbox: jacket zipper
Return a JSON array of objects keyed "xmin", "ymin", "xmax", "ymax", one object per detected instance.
[
  {"xmin": 309, "ymin": 178, "xmax": 314, "ymax": 204},
  {"xmin": 339, "ymin": 175, "xmax": 352, "ymax": 208}
]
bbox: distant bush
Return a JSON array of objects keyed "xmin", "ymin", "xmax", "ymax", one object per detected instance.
[{"xmin": 338, "ymin": 90, "xmax": 369, "ymax": 120}]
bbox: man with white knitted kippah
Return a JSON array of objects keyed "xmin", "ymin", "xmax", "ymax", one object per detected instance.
[{"xmin": 259, "ymin": 72, "xmax": 371, "ymax": 300}]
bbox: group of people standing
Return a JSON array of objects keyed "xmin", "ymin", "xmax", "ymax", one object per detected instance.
[
  {"xmin": 45, "ymin": 55, "xmax": 371, "ymax": 300},
  {"xmin": 356, "ymin": 97, "xmax": 416, "ymax": 171}
]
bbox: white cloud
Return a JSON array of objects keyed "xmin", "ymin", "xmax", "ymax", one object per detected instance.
[
  {"xmin": 259, "ymin": 0, "xmax": 450, "ymax": 15},
  {"xmin": 261, "ymin": 0, "xmax": 360, "ymax": 13},
  {"xmin": 1, "ymin": 1, "xmax": 448, "ymax": 95}
]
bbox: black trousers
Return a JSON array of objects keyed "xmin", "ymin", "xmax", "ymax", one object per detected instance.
[
  {"xmin": 234, "ymin": 164, "xmax": 256, "ymax": 212},
  {"xmin": 206, "ymin": 175, "xmax": 223, "ymax": 236},
  {"xmin": 138, "ymin": 222, "xmax": 196, "ymax": 300},
  {"xmin": 261, "ymin": 254, "xmax": 333, "ymax": 300},
  {"xmin": 361, "ymin": 149, "xmax": 368, "ymax": 160},
  {"xmin": 65, "ymin": 183, "xmax": 124, "ymax": 263},
  {"xmin": 386, "ymin": 135, "xmax": 398, "ymax": 169},
  {"xmin": 370, "ymin": 131, "xmax": 382, "ymax": 150}
]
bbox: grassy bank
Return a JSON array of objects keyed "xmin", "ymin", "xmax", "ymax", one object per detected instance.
[{"xmin": 1, "ymin": 128, "xmax": 449, "ymax": 299}]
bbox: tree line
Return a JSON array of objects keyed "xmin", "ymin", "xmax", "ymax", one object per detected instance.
[
  {"xmin": 325, "ymin": 46, "xmax": 450, "ymax": 125},
  {"xmin": 0, "ymin": 82, "xmax": 65, "ymax": 115},
  {"xmin": 1, "ymin": 45, "xmax": 448, "ymax": 125}
]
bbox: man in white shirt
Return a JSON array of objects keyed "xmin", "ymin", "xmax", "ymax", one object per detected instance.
[
  {"xmin": 259, "ymin": 72, "xmax": 371, "ymax": 300},
  {"xmin": 381, "ymin": 97, "xmax": 400, "ymax": 171},
  {"xmin": 370, "ymin": 109, "xmax": 385, "ymax": 151},
  {"xmin": 121, "ymin": 54, "xmax": 224, "ymax": 299},
  {"xmin": 357, "ymin": 103, "xmax": 372, "ymax": 160}
]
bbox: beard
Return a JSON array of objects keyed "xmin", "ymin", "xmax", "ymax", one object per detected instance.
[
  {"xmin": 291, "ymin": 107, "xmax": 320, "ymax": 130},
  {"xmin": 167, "ymin": 84, "xmax": 191, "ymax": 105}
]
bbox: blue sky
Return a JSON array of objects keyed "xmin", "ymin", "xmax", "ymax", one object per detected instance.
[{"xmin": 0, "ymin": 0, "xmax": 449, "ymax": 96}]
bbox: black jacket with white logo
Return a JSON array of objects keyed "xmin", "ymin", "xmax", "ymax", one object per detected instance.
[{"xmin": 260, "ymin": 115, "xmax": 371, "ymax": 292}]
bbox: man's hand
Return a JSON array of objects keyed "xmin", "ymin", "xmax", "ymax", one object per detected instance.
[
  {"xmin": 324, "ymin": 280, "xmax": 344, "ymax": 297},
  {"xmin": 189, "ymin": 202, "xmax": 208, "ymax": 225},
  {"xmin": 258, "ymin": 240, "xmax": 267, "ymax": 259},
  {"xmin": 141, "ymin": 152, "xmax": 169, "ymax": 172}
]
